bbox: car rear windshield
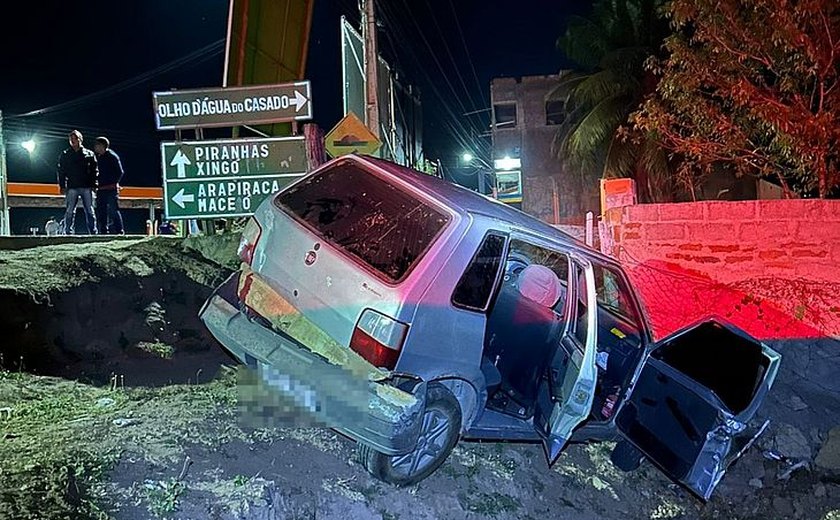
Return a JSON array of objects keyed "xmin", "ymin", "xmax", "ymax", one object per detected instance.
[{"xmin": 274, "ymin": 163, "xmax": 451, "ymax": 283}]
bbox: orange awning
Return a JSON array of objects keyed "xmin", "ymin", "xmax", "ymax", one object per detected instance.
[{"xmin": 8, "ymin": 183, "xmax": 162, "ymax": 200}]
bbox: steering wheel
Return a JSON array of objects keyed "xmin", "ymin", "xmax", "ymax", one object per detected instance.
[{"xmin": 503, "ymin": 252, "xmax": 530, "ymax": 285}]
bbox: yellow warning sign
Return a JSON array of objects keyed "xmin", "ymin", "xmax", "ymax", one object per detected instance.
[{"xmin": 325, "ymin": 112, "xmax": 382, "ymax": 158}]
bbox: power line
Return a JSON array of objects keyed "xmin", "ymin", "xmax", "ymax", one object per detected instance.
[
  {"xmin": 377, "ymin": 1, "xmax": 490, "ymax": 162},
  {"xmin": 10, "ymin": 39, "xmax": 224, "ymax": 119},
  {"xmin": 447, "ymin": 0, "xmax": 485, "ymax": 110},
  {"xmin": 393, "ymin": 0, "xmax": 471, "ymax": 116},
  {"xmin": 5, "ymin": 121, "xmax": 149, "ymax": 148},
  {"xmin": 421, "ymin": 0, "xmax": 483, "ymax": 114},
  {"xmin": 379, "ymin": 0, "xmax": 488, "ymax": 155}
]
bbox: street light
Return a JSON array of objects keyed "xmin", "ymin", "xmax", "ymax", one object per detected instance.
[
  {"xmin": 494, "ymin": 156, "xmax": 521, "ymax": 171},
  {"xmin": 462, "ymin": 152, "xmax": 474, "ymax": 164},
  {"xmin": 21, "ymin": 139, "xmax": 36, "ymax": 154}
]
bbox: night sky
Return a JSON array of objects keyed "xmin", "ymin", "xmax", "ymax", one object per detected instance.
[{"xmin": 0, "ymin": 0, "xmax": 591, "ymax": 189}]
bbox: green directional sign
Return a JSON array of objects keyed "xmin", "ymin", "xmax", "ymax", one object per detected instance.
[
  {"xmin": 161, "ymin": 136, "xmax": 307, "ymax": 219},
  {"xmin": 153, "ymin": 81, "xmax": 312, "ymax": 130}
]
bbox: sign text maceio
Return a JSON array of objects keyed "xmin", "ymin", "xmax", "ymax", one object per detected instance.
[{"xmin": 153, "ymin": 81, "xmax": 312, "ymax": 130}]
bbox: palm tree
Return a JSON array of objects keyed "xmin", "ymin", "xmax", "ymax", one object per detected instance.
[{"xmin": 551, "ymin": 0, "xmax": 672, "ymax": 202}]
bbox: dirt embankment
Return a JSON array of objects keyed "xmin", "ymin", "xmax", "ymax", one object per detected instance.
[
  {"xmin": 0, "ymin": 237, "xmax": 241, "ymax": 519},
  {"xmin": 0, "ymin": 236, "xmax": 838, "ymax": 520},
  {"xmin": 0, "ymin": 236, "xmax": 240, "ymax": 386}
]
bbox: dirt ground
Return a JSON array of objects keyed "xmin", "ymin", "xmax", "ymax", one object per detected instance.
[{"xmin": 0, "ymin": 237, "xmax": 838, "ymax": 520}]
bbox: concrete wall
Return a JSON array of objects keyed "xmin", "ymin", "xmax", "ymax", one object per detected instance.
[{"xmin": 602, "ymin": 199, "xmax": 840, "ymax": 340}]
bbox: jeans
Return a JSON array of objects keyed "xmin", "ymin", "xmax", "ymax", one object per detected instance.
[
  {"xmin": 64, "ymin": 187, "xmax": 97, "ymax": 235},
  {"xmin": 96, "ymin": 189, "xmax": 124, "ymax": 234}
]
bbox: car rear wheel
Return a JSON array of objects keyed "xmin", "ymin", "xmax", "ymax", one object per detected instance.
[{"xmin": 358, "ymin": 383, "xmax": 461, "ymax": 486}]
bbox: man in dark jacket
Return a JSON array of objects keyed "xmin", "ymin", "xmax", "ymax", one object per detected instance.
[
  {"xmin": 93, "ymin": 136, "xmax": 125, "ymax": 234},
  {"xmin": 57, "ymin": 130, "xmax": 98, "ymax": 234}
]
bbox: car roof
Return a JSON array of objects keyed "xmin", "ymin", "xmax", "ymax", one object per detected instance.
[{"xmin": 339, "ymin": 154, "xmax": 620, "ymax": 266}]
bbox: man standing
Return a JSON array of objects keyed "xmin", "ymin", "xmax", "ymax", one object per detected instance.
[
  {"xmin": 57, "ymin": 130, "xmax": 98, "ymax": 234},
  {"xmin": 93, "ymin": 136, "xmax": 125, "ymax": 234}
]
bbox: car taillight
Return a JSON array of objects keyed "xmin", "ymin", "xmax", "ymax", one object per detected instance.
[
  {"xmin": 350, "ymin": 309, "xmax": 408, "ymax": 370},
  {"xmin": 238, "ymin": 218, "xmax": 262, "ymax": 265}
]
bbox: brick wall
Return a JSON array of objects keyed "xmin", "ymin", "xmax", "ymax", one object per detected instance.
[{"xmin": 603, "ymin": 199, "xmax": 840, "ymax": 340}]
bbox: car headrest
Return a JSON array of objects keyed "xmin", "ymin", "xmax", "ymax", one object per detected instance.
[{"xmin": 518, "ymin": 264, "xmax": 563, "ymax": 308}]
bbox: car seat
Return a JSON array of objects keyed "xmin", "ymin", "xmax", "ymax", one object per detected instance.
[{"xmin": 483, "ymin": 265, "xmax": 565, "ymax": 417}]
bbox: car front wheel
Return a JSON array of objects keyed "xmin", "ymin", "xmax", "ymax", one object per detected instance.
[{"xmin": 358, "ymin": 383, "xmax": 461, "ymax": 486}]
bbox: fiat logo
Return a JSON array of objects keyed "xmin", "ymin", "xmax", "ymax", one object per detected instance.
[{"xmin": 304, "ymin": 250, "xmax": 317, "ymax": 266}]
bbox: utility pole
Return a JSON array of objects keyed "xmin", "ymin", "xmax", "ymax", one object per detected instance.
[
  {"xmin": 361, "ymin": 0, "xmax": 380, "ymax": 139},
  {"xmin": 0, "ymin": 111, "xmax": 10, "ymax": 236}
]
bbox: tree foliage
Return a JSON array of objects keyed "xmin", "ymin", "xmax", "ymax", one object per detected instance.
[
  {"xmin": 553, "ymin": 0, "xmax": 674, "ymax": 202},
  {"xmin": 632, "ymin": 0, "xmax": 840, "ymax": 198}
]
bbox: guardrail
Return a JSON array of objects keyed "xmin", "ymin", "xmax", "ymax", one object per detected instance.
[
  {"xmin": 6, "ymin": 183, "xmax": 164, "ymax": 235},
  {"xmin": 8, "ymin": 182, "xmax": 162, "ymax": 207}
]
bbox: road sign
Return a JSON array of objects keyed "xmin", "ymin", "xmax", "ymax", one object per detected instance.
[
  {"xmin": 161, "ymin": 136, "xmax": 307, "ymax": 219},
  {"xmin": 153, "ymin": 82, "xmax": 313, "ymax": 130},
  {"xmin": 325, "ymin": 112, "xmax": 382, "ymax": 158}
]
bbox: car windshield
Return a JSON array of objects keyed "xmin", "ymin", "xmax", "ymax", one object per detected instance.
[{"xmin": 274, "ymin": 163, "xmax": 451, "ymax": 283}]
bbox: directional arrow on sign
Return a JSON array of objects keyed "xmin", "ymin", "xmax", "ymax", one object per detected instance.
[
  {"xmin": 170, "ymin": 150, "xmax": 191, "ymax": 179},
  {"xmin": 171, "ymin": 188, "xmax": 195, "ymax": 209},
  {"xmin": 293, "ymin": 90, "xmax": 309, "ymax": 113}
]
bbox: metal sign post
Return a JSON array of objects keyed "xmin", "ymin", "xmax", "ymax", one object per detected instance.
[
  {"xmin": 0, "ymin": 111, "xmax": 10, "ymax": 236},
  {"xmin": 153, "ymin": 82, "xmax": 313, "ymax": 130},
  {"xmin": 161, "ymin": 136, "xmax": 307, "ymax": 219}
]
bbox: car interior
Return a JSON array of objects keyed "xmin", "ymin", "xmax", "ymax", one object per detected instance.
[
  {"xmin": 482, "ymin": 244, "xmax": 568, "ymax": 419},
  {"xmin": 481, "ymin": 240, "xmax": 643, "ymax": 421},
  {"xmin": 480, "ymin": 241, "xmax": 646, "ymax": 426},
  {"xmin": 615, "ymin": 321, "xmax": 768, "ymax": 479},
  {"xmin": 586, "ymin": 267, "xmax": 646, "ymax": 420},
  {"xmin": 650, "ymin": 321, "xmax": 768, "ymax": 415}
]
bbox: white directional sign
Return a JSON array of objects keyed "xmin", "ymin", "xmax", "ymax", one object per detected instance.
[
  {"xmin": 153, "ymin": 82, "xmax": 313, "ymax": 130},
  {"xmin": 171, "ymin": 189, "xmax": 195, "ymax": 208},
  {"xmin": 161, "ymin": 136, "xmax": 308, "ymax": 219},
  {"xmin": 170, "ymin": 150, "xmax": 191, "ymax": 178}
]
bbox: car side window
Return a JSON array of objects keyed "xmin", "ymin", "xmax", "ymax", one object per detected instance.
[
  {"xmin": 452, "ymin": 232, "xmax": 507, "ymax": 311},
  {"xmin": 574, "ymin": 267, "xmax": 589, "ymax": 346},
  {"xmin": 505, "ymin": 239, "xmax": 570, "ymax": 311},
  {"xmin": 592, "ymin": 264, "xmax": 641, "ymax": 329}
]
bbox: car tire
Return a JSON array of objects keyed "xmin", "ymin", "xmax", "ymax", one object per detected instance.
[
  {"xmin": 610, "ymin": 439, "xmax": 644, "ymax": 471},
  {"xmin": 358, "ymin": 383, "xmax": 461, "ymax": 486}
]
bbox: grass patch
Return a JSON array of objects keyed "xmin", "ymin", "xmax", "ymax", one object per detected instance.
[
  {"xmin": 190, "ymin": 469, "xmax": 274, "ymax": 518},
  {"xmin": 458, "ymin": 491, "xmax": 521, "ymax": 517},
  {"xmin": 136, "ymin": 341, "xmax": 175, "ymax": 359},
  {"xmin": 0, "ymin": 237, "xmax": 231, "ymax": 297},
  {"xmin": 142, "ymin": 477, "xmax": 186, "ymax": 517},
  {"xmin": 0, "ymin": 367, "xmax": 241, "ymax": 518}
]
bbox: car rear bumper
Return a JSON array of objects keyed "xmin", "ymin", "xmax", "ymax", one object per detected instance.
[{"xmin": 199, "ymin": 272, "xmax": 426, "ymax": 456}]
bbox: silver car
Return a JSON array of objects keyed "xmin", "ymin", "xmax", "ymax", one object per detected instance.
[{"xmin": 200, "ymin": 154, "xmax": 780, "ymax": 499}]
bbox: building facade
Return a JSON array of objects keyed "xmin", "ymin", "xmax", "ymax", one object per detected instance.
[{"xmin": 490, "ymin": 75, "xmax": 599, "ymax": 224}]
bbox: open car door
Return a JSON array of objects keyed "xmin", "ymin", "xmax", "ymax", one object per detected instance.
[
  {"xmin": 615, "ymin": 320, "xmax": 781, "ymax": 500},
  {"xmin": 534, "ymin": 255, "xmax": 598, "ymax": 463}
]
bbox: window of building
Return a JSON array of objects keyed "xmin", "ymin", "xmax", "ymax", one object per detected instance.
[
  {"xmin": 493, "ymin": 103, "xmax": 517, "ymax": 129},
  {"xmin": 545, "ymin": 100, "xmax": 565, "ymax": 125}
]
